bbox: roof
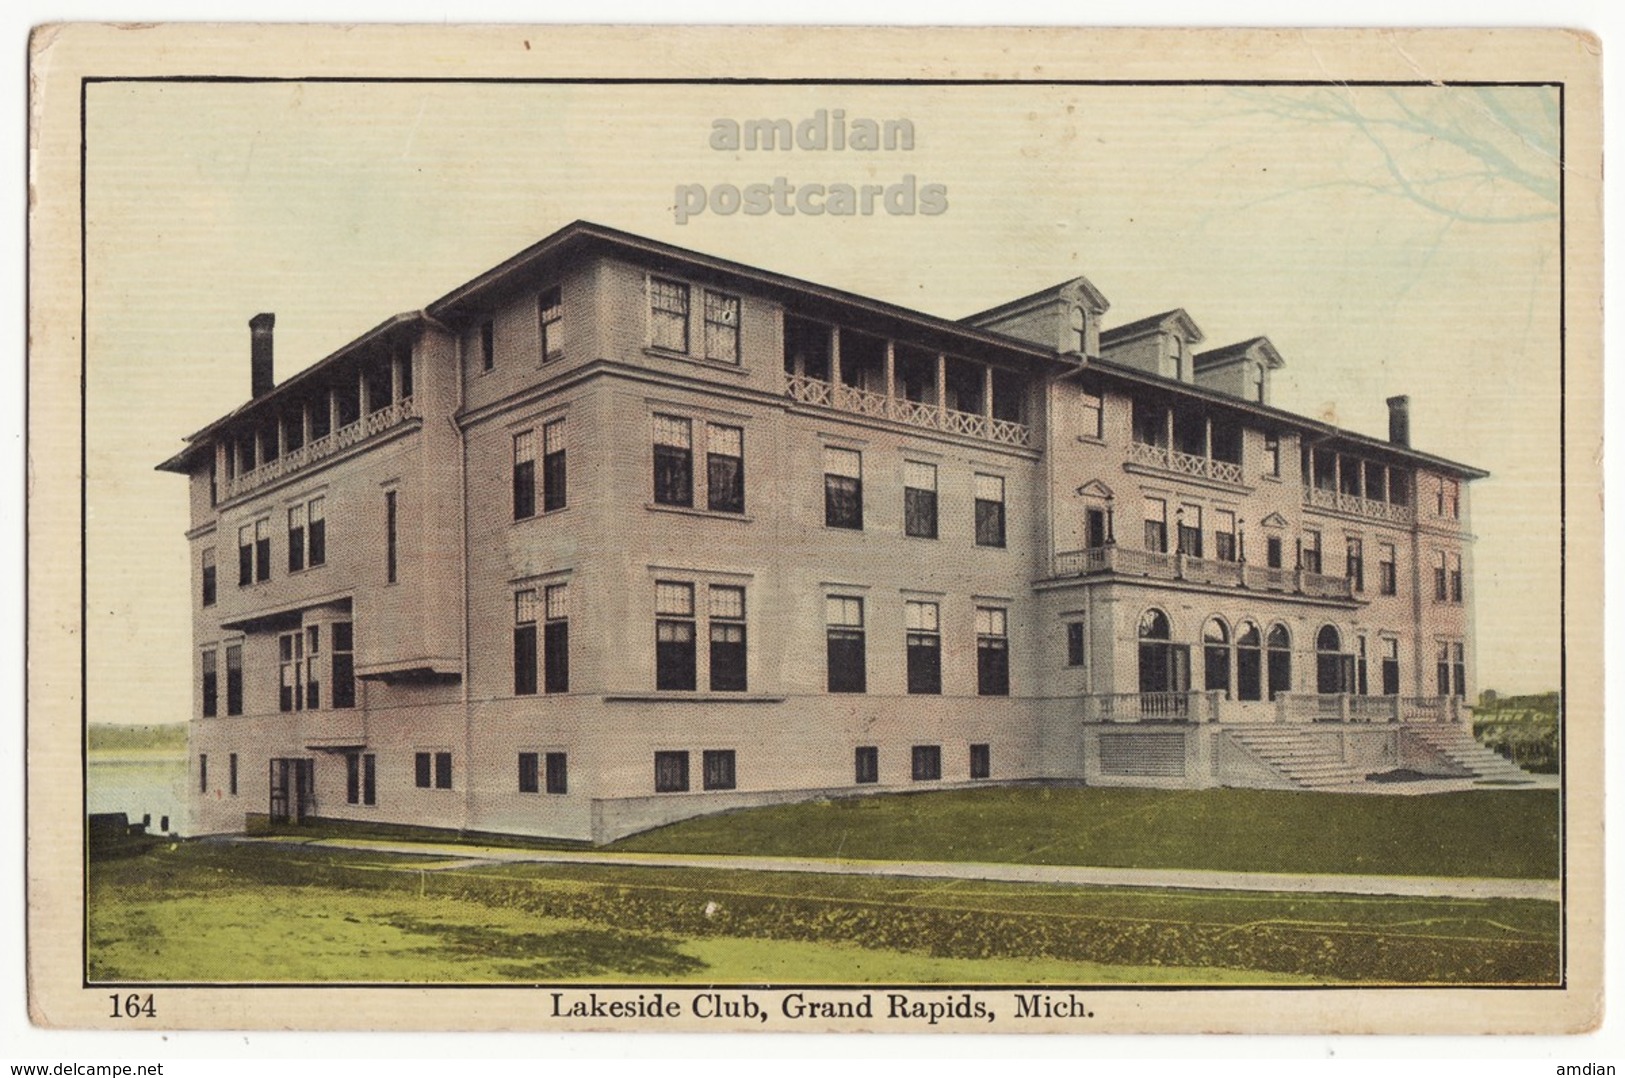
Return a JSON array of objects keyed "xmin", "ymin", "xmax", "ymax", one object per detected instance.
[
  {"xmin": 1101, "ymin": 308, "xmax": 1205, "ymax": 347},
  {"xmin": 1195, "ymin": 336, "xmax": 1286, "ymax": 371},
  {"xmin": 958, "ymin": 274, "xmax": 1111, "ymax": 326}
]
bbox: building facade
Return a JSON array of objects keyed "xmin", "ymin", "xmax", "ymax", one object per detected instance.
[{"xmin": 161, "ymin": 221, "xmax": 1499, "ymax": 844}]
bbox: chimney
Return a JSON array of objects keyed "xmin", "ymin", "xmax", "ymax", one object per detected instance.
[
  {"xmin": 250, "ymin": 313, "xmax": 276, "ymax": 398},
  {"xmin": 1386, "ymin": 394, "xmax": 1411, "ymax": 448}
]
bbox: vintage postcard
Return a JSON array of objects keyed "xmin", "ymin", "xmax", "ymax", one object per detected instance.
[{"xmin": 25, "ymin": 24, "xmax": 1602, "ymax": 1034}]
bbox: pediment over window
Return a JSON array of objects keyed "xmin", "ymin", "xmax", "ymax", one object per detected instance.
[
  {"xmin": 1076, "ymin": 479, "xmax": 1115, "ymax": 499},
  {"xmin": 1258, "ymin": 512, "xmax": 1289, "ymax": 529}
]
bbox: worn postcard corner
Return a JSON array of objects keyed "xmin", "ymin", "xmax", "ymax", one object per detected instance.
[{"xmin": 24, "ymin": 22, "xmax": 1603, "ymax": 1035}]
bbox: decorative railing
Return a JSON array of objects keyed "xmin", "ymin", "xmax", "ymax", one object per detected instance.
[
  {"xmin": 1302, "ymin": 484, "xmax": 1416, "ymax": 525},
  {"xmin": 1180, "ymin": 553, "xmax": 1244, "ymax": 588},
  {"xmin": 1273, "ymin": 693, "xmax": 1463, "ymax": 725},
  {"xmin": 222, "ymin": 396, "xmax": 419, "ymax": 501},
  {"xmin": 1251, "ymin": 565, "xmax": 1294, "ymax": 592},
  {"xmin": 1082, "ymin": 691, "xmax": 1214, "ymax": 723},
  {"xmin": 1054, "ymin": 546, "xmax": 1367, "ymax": 605},
  {"xmin": 1299, "ymin": 571, "xmax": 1356, "ymax": 600},
  {"xmin": 1128, "ymin": 440, "xmax": 1245, "ymax": 485},
  {"xmin": 784, "ymin": 373, "xmax": 1033, "ymax": 448},
  {"xmin": 1398, "ymin": 696, "xmax": 1459, "ymax": 724}
]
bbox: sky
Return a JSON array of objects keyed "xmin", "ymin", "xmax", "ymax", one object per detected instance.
[{"xmin": 81, "ymin": 78, "xmax": 1565, "ymax": 722}]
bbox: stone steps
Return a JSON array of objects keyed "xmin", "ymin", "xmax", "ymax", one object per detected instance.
[
  {"xmin": 1225, "ymin": 729, "xmax": 1368, "ymax": 788},
  {"xmin": 1404, "ymin": 725, "xmax": 1537, "ymax": 784}
]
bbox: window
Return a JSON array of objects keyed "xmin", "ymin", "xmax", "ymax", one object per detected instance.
[
  {"xmin": 1080, "ymin": 390, "xmax": 1103, "ymax": 440},
  {"xmin": 708, "ymin": 585, "xmax": 746, "ymax": 692},
  {"xmin": 655, "ymin": 751, "xmax": 690, "ymax": 793},
  {"xmin": 415, "ymin": 752, "xmax": 452, "ymax": 789},
  {"xmin": 513, "ymin": 430, "xmax": 536, "ymax": 520},
  {"xmin": 1266, "ymin": 536, "xmax": 1283, "ymax": 570},
  {"xmin": 970, "ymin": 743, "xmax": 991, "ymax": 780},
  {"xmin": 208, "ymin": 457, "xmax": 217, "ymax": 507},
  {"xmin": 1301, "ymin": 531, "xmax": 1322, "ymax": 574},
  {"xmin": 1143, "ymin": 497, "xmax": 1168, "ymax": 554},
  {"xmin": 538, "ymin": 287, "xmax": 562, "ymax": 362},
  {"xmin": 237, "ymin": 525, "xmax": 253, "ymax": 586},
  {"xmin": 278, "ymin": 631, "xmax": 308, "ymax": 712},
  {"xmin": 229, "ymin": 753, "xmax": 238, "ymax": 796},
  {"xmin": 1436, "ymin": 642, "xmax": 1452, "ymax": 697},
  {"xmin": 544, "ymin": 584, "xmax": 570, "ymax": 694},
  {"xmin": 363, "ymin": 754, "xmax": 376, "ymax": 805},
  {"xmin": 824, "ymin": 447, "xmax": 863, "ymax": 529},
  {"xmin": 225, "ymin": 644, "xmax": 243, "ymax": 716},
  {"xmin": 1214, "ymin": 511, "xmax": 1237, "ymax": 563},
  {"xmin": 905, "ymin": 600, "xmax": 941, "ymax": 695},
  {"xmin": 976, "ymin": 606, "xmax": 1010, "ymax": 696},
  {"xmin": 826, "ymin": 596, "xmax": 866, "ymax": 693},
  {"xmin": 703, "ymin": 290, "xmax": 740, "ymax": 363},
  {"xmin": 1066, "ymin": 622, "xmax": 1085, "ymax": 667},
  {"xmin": 1177, "ymin": 504, "xmax": 1202, "ymax": 558},
  {"xmin": 331, "ymin": 622, "xmax": 355, "ymax": 709},
  {"xmin": 703, "ymin": 749, "xmax": 737, "ymax": 791},
  {"xmin": 1438, "ymin": 477, "xmax": 1460, "ymax": 519},
  {"xmin": 1264, "ymin": 433, "xmax": 1280, "ymax": 477},
  {"xmin": 1236, "ymin": 622, "xmax": 1262, "ymax": 702},
  {"xmin": 1203, "ymin": 618, "xmax": 1231, "ymax": 698},
  {"xmin": 520, "ymin": 752, "xmax": 568, "ymax": 794},
  {"xmin": 1381, "ymin": 638, "xmax": 1401, "ymax": 695},
  {"xmin": 1379, "ymin": 543, "xmax": 1397, "ymax": 596},
  {"xmin": 201, "ymin": 549, "xmax": 216, "ymax": 607},
  {"xmin": 199, "ymin": 754, "xmax": 207, "ymax": 794},
  {"xmin": 1356, "ymin": 635, "xmax": 1370, "ymax": 696},
  {"xmin": 1451, "ymin": 643, "xmax": 1467, "ymax": 698},
  {"xmin": 655, "ymin": 582, "xmax": 697, "ymax": 690},
  {"xmin": 518, "ymin": 752, "xmax": 540, "ymax": 793},
  {"xmin": 288, "ymin": 504, "xmax": 306, "ymax": 572},
  {"xmin": 542, "ymin": 419, "xmax": 567, "ymax": 513},
  {"xmin": 706, "ymin": 424, "xmax": 745, "ymax": 513},
  {"xmin": 201, "ymin": 649, "xmax": 218, "ymax": 718},
  {"xmin": 346, "ymin": 752, "xmax": 363, "ymax": 804},
  {"xmin": 1449, "ymin": 553, "xmax": 1463, "ymax": 602},
  {"xmin": 1346, "ymin": 537, "xmax": 1364, "ymax": 592},
  {"xmin": 903, "ymin": 461, "xmax": 938, "ymax": 539},
  {"xmin": 307, "ymin": 497, "xmax": 326, "ymax": 567},
  {"xmin": 546, "ymin": 752, "xmax": 568, "ymax": 795},
  {"xmin": 1434, "ymin": 551, "xmax": 1449, "ymax": 601},
  {"xmin": 480, "ymin": 320, "xmax": 494, "ymax": 371},
  {"xmin": 854, "ymin": 746, "xmax": 879, "ymax": 784},
  {"xmin": 435, "ymin": 752, "xmax": 452, "ymax": 789},
  {"xmin": 305, "ymin": 627, "xmax": 321, "ymax": 708},
  {"xmin": 911, "ymin": 745, "xmax": 942, "ymax": 782},
  {"xmin": 1315, "ymin": 625, "xmax": 1349, "ymax": 695},
  {"xmin": 653, "ymin": 415, "xmax": 694, "ymax": 507},
  {"xmin": 650, "ymin": 278, "xmax": 691, "ymax": 352},
  {"xmin": 385, "ymin": 491, "xmax": 398, "ymax": 583},
  {"xmin": 974, "ymin": 474, "xmax": 1007, "ymax": 547},
  {"xmin": 1266, "ymin": 624, "xmax": 1291, "ymax": 701},
  {"xmin": 415, "ymin": 752, "xmax": 432, "ymax": 788},
  {"xmin": 514, "ymin": 589, "xmax": 538, "ymax": 695}
]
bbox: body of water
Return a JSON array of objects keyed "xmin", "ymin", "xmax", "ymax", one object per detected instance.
[{"xmin": 88, "ymin": 754, "xmax": 190, "ymax": 835}]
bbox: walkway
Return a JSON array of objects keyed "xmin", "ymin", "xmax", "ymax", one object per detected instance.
[{"xmin": 237, "ymin": 835, "xmax": 1560, "ymax": 902}]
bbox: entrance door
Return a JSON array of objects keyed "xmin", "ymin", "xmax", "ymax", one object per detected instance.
[
  {"xmin": 1085, "ymin": 507, "xmax": 1107, "ymax": 549},
  {"xmin": 269, "ymin": 758, "xmax": 316, "ymax": 824}
]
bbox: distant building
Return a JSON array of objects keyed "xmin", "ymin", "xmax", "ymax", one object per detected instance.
[{"xmin": 160, "ymin": 221, "xmax": 1509, "ymax": 844}]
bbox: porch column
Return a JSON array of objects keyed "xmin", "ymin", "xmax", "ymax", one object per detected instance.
[
  {"xmin": 301, "ymin": 399, "xmax": 312, "ymax": 446},
  {"xmin": 1333, "ymin": 453, "xmax": 1343, "ymax": 494},
  {"xmin": 1164, "ymin": 407, "xmax": 1174, "ymax": 451},
  {"xmin": 982, "ymin": 364, "xmax": 994, "ymax": 419},
  {"xmin": 357, "ymin": 366, "xmax": 370, "ymax": 418},
  {"xmin": 829, "ymin": 327, "xmax": 842, "ymax": 388},
  {"xmin": 934, "ymin": 352, "xmax": 947, "ymax": 415},
  {"xmin": 883, "ymin": 340, "xmax": 896, "ymax": 401},
  {"xmin": 1204, "ymin": 417, "xmax": 1213, "ymax": 460},
  {"xmin": 328, "ymin": 386, "xmax": 340, "ymax": 435},
  {"xmin": 274, "ymin": 412, "xmax": 285, "ymax": 459}
]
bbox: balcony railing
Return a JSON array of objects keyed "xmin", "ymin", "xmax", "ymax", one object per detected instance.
[
  {"xmin": 1082, "ymin": 691, "xmax": 1218, "ymax": 723},
  {"xmin": 1128, "ymin": 440, "xmax": 1244, "ymax": 485},
  {"xmin": 1302, "ymin": 484, "xmax": 1416, "ymax": 525},
  {"xmin": 784, "ymin": 373, "xmax": 1033, "ymax": 448},
  {"xmin": 1274, "ymin": 693, "xmax": 1464, "ymax": 725},
  {"xmin": 1053, "ymin": 545, "xmax": 1358, "ymax": 601},
  {"xmin": 222, "ymin": 396, "xmax": 419, "ymax": 501}
]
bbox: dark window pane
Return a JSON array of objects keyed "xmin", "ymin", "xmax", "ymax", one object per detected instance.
[
  {"xmin": 1144, "ymin": 520, "xmax": 1167, "ymax": 554},
  {"xmin": 904, "ymin": 488, "xmax": 937, "ymax": 538},
  {"xmin": 708, "ymin": 454, "xmax": 744, "ymax": 513},
  {"xmin": 435, "ymin": 752, "xmax": 452, "ymax": 789},
  {"xmin": 1177, "ymin": 525, "xmax": 1202, "ymax": 558},
  {"xmin": 513, "ymin": 624, "xmax": 538, "ymax": 695},
  {"xmin": 239, "ymin": 543, "xmax": 253, "ymax": 586},
  {"xmin": 288, "ymin": 525, "xmax": 305, "ymax": 573},
  {"xmin": 656, "ymin": 621, "xmax": 697, "ymax": 690},
  {"xmin": 1267, "ymin": 537, "xmax": 1283, "ymax": 569},
  {"xmin": 709, "ymin": 624, "xmax": 746, "ymax": 691},
  {"xmin": 655, "ymin": 751, "xmax": 689, "ymax": 792},
  {"xmin": 906, "ymin": 635, "xmax": 940, "ymax": 694},
  {"xmin": 975, "ymin": 499, "xmax": 1006, "ymax": 547},
  {"xmin": 545, "ymin": 752, "xmax": 568, "ymax": 795},
  {"xmin": 226, "ymin": 647, "xmax": 243, "ymax": 716},
  {"xmin": 363, "ymin": 754, "xmax": 376, "ymax": 805},
  {"xmin": 911, "ymin": 745, "xmax": 941, "ymax": 781},
  {"xmin": 544, "ymin": 620, "xmax": 569, "ymax": 694},
  {"xmin": 332, "ymin": 653, "xmax": 355, "ymax": 709},
  {"xmin": 854, "ymin": 746, "xmax": 878, "ymax": 784},
  {"xmin": 970, "ymin": 743, "xmax": 991, "ymax": 780},
  {"xmin": 977, "ymin": 639, "xmax": 1010, "ymax": 696},
  {"xmin": 702, "ymin": 750, "xmax": 736, "ymax": 791},
  {"xmin": 255, "ymin": 538, "xmax": 271, "ymax": 582},
  {"xmin": 1066, "ymin": 623, "xmax": 1085, "ymax": 667},
  {"xmin": 1382, "ymin": 658, "xmax": 1401, "ymax": 696},
  {"xmin": 654, "ymin": 446, "xmax": 693, "ymax": 506},
  {"xmin": 308, "ymin": 518, "xmax": 326, "ymax": 567},
  {"xmin": 825, "ymin": 475, "xmax": 862, "ymax": 529},
  {"xmin": 518, "ymin": 752, "xmax": 540, "ymax": 793},
  {"xmin": 827, "ymin": 630, "xmax": 866, "ymax": 693},
  {"xmin": 385, "ymin": 491, "xmax": 397, "ymax": 584},
  {"xmin": 346, "ymin": 753, "xmax": 361, "ymax": 804},
  {"xmin": 415, "ymin": 752, "xmax": 432, "ymax": 788},
  {"xmin": 513, "ymin": 459, "xmax": 536, "ymax": 520},
  {"xmin": 201, "ymin": 658, "xmax": 217, "ymax": 718},
  {"xmin": 202, "ymin": 564, "xmax": 216, "ymax": 606},
  {"xmin": 543, "ymin": 451, "xmax": 567, "ymax": 512}
]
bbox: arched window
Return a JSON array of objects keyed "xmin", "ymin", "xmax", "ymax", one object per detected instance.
[
  {"xmin": 1136, "ymin": 608, "xmax": 1190, "ymax": 709},
  {"xmin": 1203, "ymin": 618, "xmax": 1231, "ymax": 698},
  {"xmin": 1266, "ymin": 623, "xmax": 1292, "ymax": 700},
  {"xmin": 1236, "ymin": 621, "xmax": 1263, "ymax": 702},
  {"xmin": 1316, "ymin": 624, "xmax": 1352, "ymax": 694}
]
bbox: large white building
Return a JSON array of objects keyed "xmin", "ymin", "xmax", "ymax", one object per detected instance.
[{"xmin": 160, "ymin": 221, "xmax": 1513, "ymax": 844}]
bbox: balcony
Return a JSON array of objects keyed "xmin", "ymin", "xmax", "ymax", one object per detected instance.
[
  {"xmin": 1053, "ymin": 544, "xmax": 1356, "ymax": 601},
  {"xmin": 1127, "ymin": 440, "xmax": 1244, "ymax": 485},
  {"xmin": 784, "ymin": 372, "xmax": 1033, "ymax": 449},
  {"xmin": 1081, "ymin": 691, "xmax": 1462, "ymax": 725},
  {"xmin": 222, "ymin": 396, "xmax": 419, "ymax": 501},
  {"xmin": 1274, "ymin": 693, "xmax": 1465, "ymax": 725},
  {"xmin": 1302, "ymin": 484, "xmax": 1416, "ymax": 525},
  {"xmin": 1080, "ymin": 691, "xmax": 1221, "ymax": 723}
]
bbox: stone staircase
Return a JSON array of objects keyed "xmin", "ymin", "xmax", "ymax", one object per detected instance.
[
  {"xmin": 1403, "ymin": 724, "xmax": 1538, "ymax": 784},
  {"xmin": 1224, "ymin": 728, "xmax": 1368, "ymax": 789}
]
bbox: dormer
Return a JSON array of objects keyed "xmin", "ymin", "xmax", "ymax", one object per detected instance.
[
  {"xmin": 1100, "ymin": 309, "xmax": 1204, "ymax": 383},
  {"xmin": 1194, "ymin": 336, "xmax": 1286, "ymax": 405},
  {"xmin": 959, "ymin": 275, "xmax": 1111, "ymax": 361}
]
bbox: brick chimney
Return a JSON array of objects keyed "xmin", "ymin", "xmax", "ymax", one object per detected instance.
[
  {"xmin": 250, "ymin": 313, "xmax": 276, "ymax": 398},
  {"xmin": 1386, "ymin": 394, "xmax": 1411, "ymax": 448}
]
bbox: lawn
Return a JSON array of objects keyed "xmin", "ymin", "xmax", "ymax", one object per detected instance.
[
  {"xmin": 611, "ymin": 786, "xmax": 1560, "ymax": 880},
  {"xmin": 87, "ymin": 840, "xmax": 1558, "ymax": 985}
]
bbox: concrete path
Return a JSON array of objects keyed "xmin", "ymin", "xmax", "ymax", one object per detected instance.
[{"xmin": 239, "ymin": 835, "xmax": 1560, "ymax": 902}]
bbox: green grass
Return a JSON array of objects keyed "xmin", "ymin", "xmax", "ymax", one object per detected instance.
[
  {"xmin": 611, "ymin": 786, "xmax": 1560, "ymax": 879},
  {"xmin": 87, "ymin": 841, "xmax": 1558, "ymax": 985},
  {"xmin": 87, "ymin": 723, "xmax": 187, "ymax": 755}
]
